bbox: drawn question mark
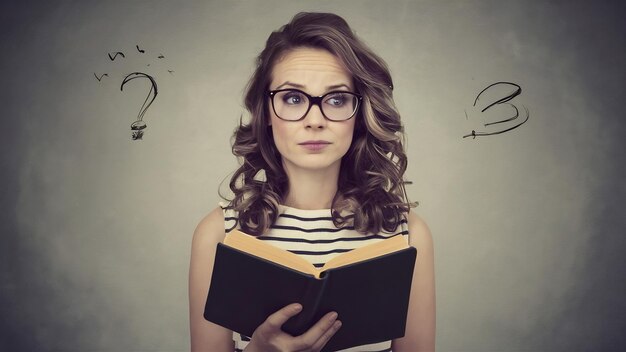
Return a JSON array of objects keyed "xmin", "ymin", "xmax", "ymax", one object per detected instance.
[{"xmin": 120, "ymin": 72, "xmax": 158, "ymax": 140}]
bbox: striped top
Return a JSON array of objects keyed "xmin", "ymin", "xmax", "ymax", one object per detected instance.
[{"xmin": 221, "ymin": 203, "xmax": 410, "ymax": 352}]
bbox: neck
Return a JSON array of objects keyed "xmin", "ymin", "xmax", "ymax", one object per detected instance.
[{"xmin": 282, "ymin": 163, "xmax": 340, "ymax": 210}]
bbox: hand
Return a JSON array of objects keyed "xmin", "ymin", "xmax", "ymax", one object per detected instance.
[{"xmin": 244, "ymin": 303, "xmax": 342, "ymax": 352}]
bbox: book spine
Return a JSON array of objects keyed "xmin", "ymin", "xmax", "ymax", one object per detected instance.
[
  {"xmin": 282, "ymin": 276, "xmax": 328, "ymax": 336},
  {"xmin": 306, "ymin": 274, "xmax": 330, "ymax": 324}
]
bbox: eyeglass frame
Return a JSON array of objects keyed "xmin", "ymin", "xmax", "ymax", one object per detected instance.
[{"xmin": 267, "ymin": 88, "xmax": 363, "ymax": 122}]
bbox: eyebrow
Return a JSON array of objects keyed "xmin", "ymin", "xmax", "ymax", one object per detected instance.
[{"xmin": 274, "ymin": 81, "xmax": 352, "ymax": 91}]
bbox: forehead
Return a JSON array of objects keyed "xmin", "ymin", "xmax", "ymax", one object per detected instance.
[{"xmin": 270, "ymin": 47, "xmax": 353, "ymax": 90}]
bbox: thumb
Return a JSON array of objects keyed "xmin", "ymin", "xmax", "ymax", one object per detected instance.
[{"xmin": 263, "ymin": 303, "xmax": 303, "ymax": 331}]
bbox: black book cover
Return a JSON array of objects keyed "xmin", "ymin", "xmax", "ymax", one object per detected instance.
[{"xmin": 204, "ymin": 242, "xmax": 416, "ymax": 351}]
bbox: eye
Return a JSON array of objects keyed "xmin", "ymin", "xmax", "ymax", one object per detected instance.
[
  {"xmin": 325, "ymin": 93, "xmax": 347, "ymax": 107},
  {"xmin": 282, "ymin": 91, "xmax": 306, "ymax": 105}
]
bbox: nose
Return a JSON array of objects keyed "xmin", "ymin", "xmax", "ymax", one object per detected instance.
[{"xmin": 304, "ymin": 102, "xmax": 327, "ymax": 129}]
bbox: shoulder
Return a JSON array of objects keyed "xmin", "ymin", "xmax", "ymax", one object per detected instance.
[
  {"xmin": 406, "ymin": 210, "xmax": 434, "ymax": 252},
  {"xmin": 192, "ymin": 207, "xmax": 227, "ymax": 250}
]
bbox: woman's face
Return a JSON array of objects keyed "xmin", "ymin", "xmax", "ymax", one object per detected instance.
[{"xmin": 268, "ymin": 47, "xmax": 356, "ymax": 177}]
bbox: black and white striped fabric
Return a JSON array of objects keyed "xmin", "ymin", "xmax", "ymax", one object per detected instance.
[{"xmin": 220, "ymin": 203, "xmax": 409, "ymax": 352}]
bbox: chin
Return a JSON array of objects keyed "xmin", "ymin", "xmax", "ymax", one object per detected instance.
[{"xmin": 285, "ymin": 156, "xmax": 343, "ymax": 173}]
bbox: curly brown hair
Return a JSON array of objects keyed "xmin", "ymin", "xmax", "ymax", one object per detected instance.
[{"xmin": 223, "ymin": 12, "xmax": 414, "ymax": 236}]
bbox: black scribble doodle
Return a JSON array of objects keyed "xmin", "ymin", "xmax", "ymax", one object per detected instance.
[
  {"xmin": 120, "ymin": 72, "xmax": 158, "ymax": 141},
  {"xmin": 94, "ymin": 45, "xmax": 174, "ymax": 139},
  {"xmin": 108, "ymin": 52, "xmax": 125, "ymax": 61},
  {"xmin": 94, "ymin": 73, "xmax": 109, "ymax": 82},
  {"xmin": 463, "ymin": 81, "xmax": 529, "ymax": 139}
]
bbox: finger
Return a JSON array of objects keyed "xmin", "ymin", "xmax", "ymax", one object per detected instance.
[
  {"xmin": 292, "ymin": 311, "xmax": 339, "ymax": 350},
  {"xmin": 310, "ymin": 319, "xmax": 342, "ymax": 351},
  {"xmin": 263, "ymin": 303, "xmax": 303, "ymax": 331}
]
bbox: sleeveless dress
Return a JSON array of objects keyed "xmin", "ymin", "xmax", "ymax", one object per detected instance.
[{"xmin": 220, "ymin": 202, "xmax": 410, "ymax": 352}]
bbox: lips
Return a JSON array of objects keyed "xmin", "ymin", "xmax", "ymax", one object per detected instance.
[{"xmin": 298, "ymin": 140, "xmax": 331, "ymax": 151}]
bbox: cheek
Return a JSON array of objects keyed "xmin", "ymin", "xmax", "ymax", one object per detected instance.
[
  {"xmin": 339, "ymin": 121, "xmax": 356, "ymax": 153},
  {"xmin": 346, "ymin": 120, "xmax": 356, "ymax": 141},
  {"xmin": 270, "ymin": 120, "xmax": 291, "ymax": 152}
]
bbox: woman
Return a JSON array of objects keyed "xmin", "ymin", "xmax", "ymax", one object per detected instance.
[{"xmin": 189, "ymin": 12, "xmax": 435, "ymax": 352}]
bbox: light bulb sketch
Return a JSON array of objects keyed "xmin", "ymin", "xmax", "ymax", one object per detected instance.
[
  {"xmin": 93, "ymin": 44, "xmax": 174, "ymax": 140},
  {"xmin": 120, "ymin": 72, "xmax": 158, "ymax": 141}
]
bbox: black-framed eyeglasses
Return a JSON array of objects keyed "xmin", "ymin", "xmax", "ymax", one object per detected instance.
[{"xmin": 268, "ymin": 88, "xmax": 363, "ymax": 122}]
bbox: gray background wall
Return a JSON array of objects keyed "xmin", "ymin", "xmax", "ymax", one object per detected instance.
[{"xmin": 1, "ymin": 0, "xmax": 624, "ymax": 351}]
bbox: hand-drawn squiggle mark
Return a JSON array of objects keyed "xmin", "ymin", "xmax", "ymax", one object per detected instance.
[
  {"xmin": 136, "ymin": 45, "xmax": 145, "ymax": 53},
  {"xmin": 463, "ymin": 81, "xmax": 529, "ymax": 139},
  {"xmin": 94, "ymin": 73, "xmax": 109, "ymax": 82},
  {"xmin": 158, "ymin": 54, "xmax": 165, "ymax": 59},
  {"xmin": 120, "ymin": 72, "xmax": 158, "ymax": 140},
  {"xmin": 108, "ymin": 52, "xmax": 125, "ymax": 61}
]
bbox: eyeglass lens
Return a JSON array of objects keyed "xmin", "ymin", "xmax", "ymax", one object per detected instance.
[{"xmin": 272, "ymin": 90, "xmax": 358, "ymax": 121}]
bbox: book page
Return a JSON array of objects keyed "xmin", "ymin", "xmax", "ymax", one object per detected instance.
[
  {"xmin": 320, "ymin": 234, "xmax": 409, "ymax": 272},
  {"xmin": 224, "ymin": 230, "xmax": 410, "ymax": 279},
  {"xmin": 224, "ymin": 230, "xmax": 318, "ymax": 276}
]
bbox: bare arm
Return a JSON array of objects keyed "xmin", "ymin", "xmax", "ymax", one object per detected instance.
[
  {"xmin": 392, "ymin": 211, "xmax": 436, "ymax": 351},
  {"xmin": 189, "ymin": 207, "xmax": 234, "ymax": 351}
]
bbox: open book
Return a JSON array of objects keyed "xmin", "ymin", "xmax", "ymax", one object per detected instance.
[{"xmin": 204, "ymin": 229, "xmax": 417, "ymax": 351}]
